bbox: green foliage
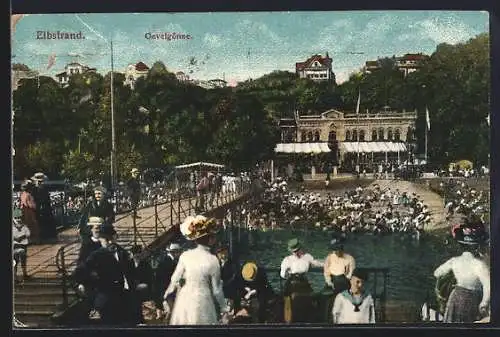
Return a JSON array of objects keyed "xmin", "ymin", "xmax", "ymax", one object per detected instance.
[{"xmin": 12, "ymin": 33, "xmax": 490, "ymax": 180}]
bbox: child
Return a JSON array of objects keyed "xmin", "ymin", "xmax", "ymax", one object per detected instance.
[
  {"xmin": 13, "ymin": 208, "xmax": 31, "ymax": 283},
  {"xmin": 332, "ymin": 268, "xmax": 375, "ymax": 324}
]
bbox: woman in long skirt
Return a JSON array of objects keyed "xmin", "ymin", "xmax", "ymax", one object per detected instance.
[
  {"xmin": 20, "ymin": 180, "xmax": 39, "ymax": 244},
  {"xmin": 164, "ymin": 215, "xmax": 231, "ymax": 325},
  {"xmin": 433, "ymin": 242, "xmax": 490, "ymax": 323}
]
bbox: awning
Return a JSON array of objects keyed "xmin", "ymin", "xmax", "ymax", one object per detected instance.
[
  {"xmin": 340, "ymin": 142, "xmax": 407, "ymax": 153},
  {"xmin": 274, "ymin": 142, "xmax": 331, "ymax": 154},
  {"xmin": 175, "ymin": 162, "xmax": 225, "ymax": 169}
]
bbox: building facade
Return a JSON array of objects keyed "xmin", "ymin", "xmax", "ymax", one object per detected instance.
[
  {"xmin": 395, "ymin": 53, "xmax": 429, "ymax": 77},
  {"xmin": 276, "ymin": 108, "xmax": 417, "ymax": 176},
  {"xmin": 295, "ymin": 53, "xmax": 335, "ymax": 82},
  {"xmin": 55, "ymin": 62, "xmax": 96, "ymax": 87},
  {"xmin": 124, "ymin": 61, "xmax": 150, "ymax": 89}
]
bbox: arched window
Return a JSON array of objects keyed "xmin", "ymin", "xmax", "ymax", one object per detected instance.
[
  {"xmin": 372, "ymin": 129, "xmax": 378, "ymax": 141},
  {"xmin": 314, "ymin": 130, "xmax": 320, "ymax": 141},
  {"xmin": 328, "ymin": 131, "xmax": 337, "ymax": 142},
  {"xmin": 387, "ymin": 128, "xmax": 393, "ymax": 141},
  {"xmin": 394, "ymin": 129, "xmax": 401, "ymax": 141},
  {"xmin": 345, "ymin": 130, "xmax": 351, "ymax": 141},
  {"xmin": 307, "ymin": 131, "xmax": 313, "ymax": 142},
  {"xmin": 378, "ymin": 128, "xmax": 384, "ymax": 141},
  {"xmin": 301, "ymin": 132, "xmax": 306, "ymax": 142},
  {"xmin": 359, "ymin": 130, "xmax": 366, "ymax": 141},
  {"xmin": 352, "ymin": 130, "xmax": 358, "ymax": 142}
]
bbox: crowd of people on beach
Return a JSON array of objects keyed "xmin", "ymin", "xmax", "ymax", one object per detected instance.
[
  {"xmin": 13, "ymin": 167, "xmax": 491, "ymax": 326},
  {"xmin": 245, "ymin": 178, "xmax": 434, "ymax": 241}
]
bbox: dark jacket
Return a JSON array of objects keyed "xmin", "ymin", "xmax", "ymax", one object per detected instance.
[
  {"xmin": 235, "ymin": 265, "xmax": 274, "ymax": 323},
  {"xmin": 73, "ymin": 243, "xmax": 141, "ymax": 324},
  {"xmin": 221, "ymin": 260, "xmax": 238, "ymax": 300},
  {"xmin": 127, "ymin": 178, "xmax": 141, "ymax": 200},
  {"xmin": 74, "ymin": 244, "xmax": 138, "ymax": 293},
  {"xmin": 76, "ymin": 237, "xmax": 102, "ymax": 267},
  {"xmin": 152, "ymin": 253, "xmax": 178, "ymax": 307},
  {"xmin": 78, "ymin": 199, "xmax": 115, "ymax": 232}
]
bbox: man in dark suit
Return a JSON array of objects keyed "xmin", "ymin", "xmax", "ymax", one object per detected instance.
[
  {"xmin": 235, "ymin": 261, "xmax": 275, "ymax": 323},
  {"xmin": 73, "ymin": 224, "xmax": 144, "ymax": 326},
  {"xmin": 31, "ymin": 172, "xmax": 57, "ymax": 242},
  {"xmin": 78, "ymin": 186, "xmax": 115, "ymax": 242},
  {"xmin": 73, "ymin": 216, "xmax": 104, "ymax": 322},
  {"xmin": 153, "ymin": 242, "xmax": 182, "ymax": 320},
  {"xmin": 127, "ymin": 168, "xmax": 142, "ymax": 219}
]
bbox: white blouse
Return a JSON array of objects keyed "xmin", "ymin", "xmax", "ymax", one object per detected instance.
[
  {"xmin": 280, "ymin": 253, "xmax": 323, "ymax": 279},
  {"xmin": 434, "ymin": 252, "xmax": 490, "ymax": 307}
]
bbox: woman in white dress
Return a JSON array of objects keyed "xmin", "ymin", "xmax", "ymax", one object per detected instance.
[{"xmin": 164, "ymin": 215, "xmax": 231, "ymax": 325}]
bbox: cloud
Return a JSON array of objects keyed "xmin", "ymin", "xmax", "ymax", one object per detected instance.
[
  {"xmin": 203, "ymin": 33, "xmax": 224, "ymax": 48},
  {"xmin": 414, "ymin": 17, "xmax": 477, "ymax": 45},
  {"xmin": 234, "ymin": 19, "xmax": 283, "ymax": 44}
]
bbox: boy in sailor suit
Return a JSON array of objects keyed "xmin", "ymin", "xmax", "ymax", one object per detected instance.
[{"xmin": 332, "ymin": 268, "xmax": 375, "ymax": 324}]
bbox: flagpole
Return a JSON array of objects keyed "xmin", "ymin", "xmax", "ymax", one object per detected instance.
[
  {"xmin": 110, "ymin": 39, "xmax": 117, "ymax": 190},
  {"xmin": 425, "ymin": 122, "xmax": 428, "ymax": 164},
  {"xmin": 356, "ymin": 88, "xmax": 361, "ymax": 173}
]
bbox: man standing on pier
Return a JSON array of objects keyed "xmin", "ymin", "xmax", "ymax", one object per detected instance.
[
  {"xmin": 128, "ymin": 168, "xmax": 142, "ymax": 219},
  {"xmin": 78, "ymin": 186, "xmax": 115, "ymax": 241}
]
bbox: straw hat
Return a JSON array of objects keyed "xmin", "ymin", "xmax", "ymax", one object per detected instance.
[
  {"xmin": 131, "ymin": 168, "xmax": 139, "ymax": 174},
  {"xmin": 87, "ymin": 216, "xmax": 104, "ymax": 227},
  {"xmin": 180, "ymin": 214, "xmax": 219, "ymax": 241},
  {"xmin": 241, "ymin": 262, "xmax": 258, "ymax": 282},
  {"xmin": 32, "ymin": 172, "xmax": 47, "ymax": 181}
]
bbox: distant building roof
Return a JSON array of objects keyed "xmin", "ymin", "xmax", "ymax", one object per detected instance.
[
  {"xmin": 365, "ymin": 60, "xmax": 380, "ymax": 67},
  {"xmin": 399, "ymin": 53, "xmax": 429, "ymax": 61},
  {"xmin": 135, "ymin": 61, "xmax": 149, "ymax": 71},
  {"xmin": 296, "ymin": 54, "xmax": 332, "ymax": 71},
  {"xmin": 66, "ymin": 62, "xmax": 84, "ymax": 67}
]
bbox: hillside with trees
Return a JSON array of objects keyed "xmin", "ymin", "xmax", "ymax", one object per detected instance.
[{"xmin": 12, "ymin": 33, "xmax": 489, "ymax": 180}]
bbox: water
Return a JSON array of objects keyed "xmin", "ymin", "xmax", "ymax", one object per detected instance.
[{"xmin": 238, "ymin": 225, "xmax": 463, "ymax": 306}]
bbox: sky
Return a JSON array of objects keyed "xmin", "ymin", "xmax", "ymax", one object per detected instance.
[{"xmin": 11, "ymin": 11, "xmax": 489, "ymax": 85}]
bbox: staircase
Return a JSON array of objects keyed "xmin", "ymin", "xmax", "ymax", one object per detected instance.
[{"xmin": 14, "ymin": 278, "xmax": 79, "ymax": 327}]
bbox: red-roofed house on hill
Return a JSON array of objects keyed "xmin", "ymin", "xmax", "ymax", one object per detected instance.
[
  {"xmin": 295, "ymin": 53, "xmax": 335, "ymax": 82},
  {"xmin": 395, "ymin": 53, "xmax": 429, "ymax": 77},
  {"xmin": 124, "ymin": 61, "xmax": 150, "ymax": 89}
]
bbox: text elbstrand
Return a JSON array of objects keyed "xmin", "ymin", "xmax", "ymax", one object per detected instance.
[{"xmin": 36, "ymin": 31, "xmax": 85, "ymax": 40}]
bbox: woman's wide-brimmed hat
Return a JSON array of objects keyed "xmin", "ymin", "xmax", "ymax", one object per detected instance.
[
  {"xmin": 32, "ymin": 172, "xmax": 47, "ymax": 181},
  {"xmin": 131, "ymin": 168, "xmax": 140, "ymax": 174},
  {"xmin": 180, "ymin": 214, "xmax": 219, "ymax": 241},
  {"xmin": 288, "ymin": 238, "xmax": 301, "ymax": 252},
  {"xmin": 241, "ymin": 262, "xmax": 258, "ymax": 282}
]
